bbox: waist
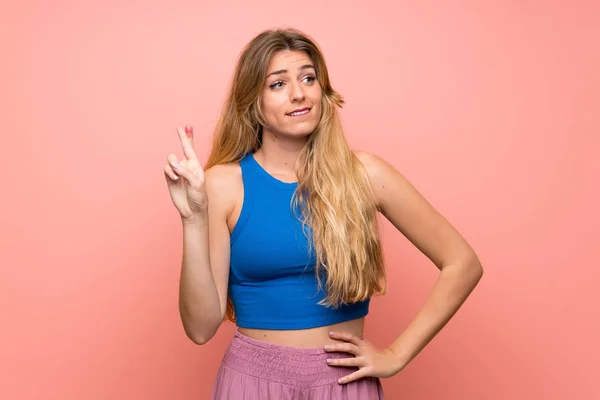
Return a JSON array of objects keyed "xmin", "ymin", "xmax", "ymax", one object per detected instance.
[
  {"xmin": 222, "ymin": 330, "xmax": 362, "ymax": 388},
  {"xmin": 238, "ymin": 316, "xmax": 365, "ymax": 348}
]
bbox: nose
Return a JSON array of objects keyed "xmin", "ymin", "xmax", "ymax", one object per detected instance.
[{"xmin": 290, "ymin": 81, "xmax": 305, "ymax": 102}]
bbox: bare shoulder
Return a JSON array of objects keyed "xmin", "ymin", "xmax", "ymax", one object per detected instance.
[
  {"xmin": 204, "ymin": 162, "xmax": 241, "ymax": 189},
  {"xmin": 204, "ymin": 162, "xmax": 243, "ymax": 214},
  {"xmin": 354, "ymin": 150, "xmax": 389, "ymax": 182},
  {"xmin": 353, "ymin": 149, "xmax": 426, "ymax": 222},
  {"xmin": 353, "ymin": 150, "xmax": 404, "ymax": 204}
]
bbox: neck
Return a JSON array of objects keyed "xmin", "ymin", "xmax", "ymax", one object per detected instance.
[{"xmin": 254, "ymin": 128, "xmax": 308, "ymax": 180}]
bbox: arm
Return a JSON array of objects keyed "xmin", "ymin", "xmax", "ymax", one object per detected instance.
[
  {"xmin": 360, "ymin": 151, "xmax": 484, "ymax": 368},
  {"xmin": 178, "ymin": 165, "xmax": 233, "ymax": 345},
  {"xmin": 325, "ymin": 151, "xmax": 484, "ymax": 383}
]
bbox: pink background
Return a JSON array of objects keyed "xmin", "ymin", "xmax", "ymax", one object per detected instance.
[{"xmin": 2, "ymin": 0, "xmax": 598, "ymax": 399}]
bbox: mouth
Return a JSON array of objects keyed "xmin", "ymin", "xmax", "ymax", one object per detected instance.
[{"xmin": 286, "ymin": 107, "xmax": 311, "ymax": 117}]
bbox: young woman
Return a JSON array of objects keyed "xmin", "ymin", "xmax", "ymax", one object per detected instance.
[{"xmin": 164, "ymin": 28, "xmax": 483, "ymax": 399}]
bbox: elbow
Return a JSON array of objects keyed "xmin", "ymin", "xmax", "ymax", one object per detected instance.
[
  {"xmin": 179, "ymin": 307, "xmax": 223, "ymax": 345},
  {"xmin": 444, "ymin": 251, "xmax": 483, "ymax": 284},
  {"xmin": 189, "ymin": 334, "xmax": 210, "ymax": 345},
  {"xmin": 182, "ymin": 319, "xmax": 221, "ymax": 346},
  {"xmin": 185, "ymin": 328, "xmax": 215, "ymax": 345},
  {"xmin": 466, "ymin": 253, "xmax": 484, "ymax": 284}
]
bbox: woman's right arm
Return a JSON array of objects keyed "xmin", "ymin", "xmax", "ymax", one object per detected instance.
[
  {"xmin": 178, "ymin": 165, "xmax": 233, "ymax": 345},
  {"xmin": 164, "ymin": 126, "xmax": 232, "ymax": 345}
]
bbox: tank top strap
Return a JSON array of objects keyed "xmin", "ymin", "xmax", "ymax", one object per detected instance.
[
  {"xmin": 238, "ymin": 152, "xmax": 260, "ymax": 191},
  {"xmin": 231, "ymin": 152, "xmax": 256, "ymax": 244}
]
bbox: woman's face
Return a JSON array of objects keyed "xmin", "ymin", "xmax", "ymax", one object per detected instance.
[{"xmin": 260, "ymin": 50, "xmax": 323, "ymax": 139}]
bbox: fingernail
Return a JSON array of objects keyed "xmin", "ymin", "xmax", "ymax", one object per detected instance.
[
  {"xmin": 326, "ymin": 358, "xmax": 332, "ymax": 363},
  {"xmin": 171, "ymin": 161, "xmax": 180, "ymax": 169},
  {"xmin": 329, "ymin": 331, "xmax": 335, "ymax": 336},
  {"xmin": 324, "ymin": 345, "xmax": 331, "ymax": 350},
  {"xmin": 171, "ymin": 174, "xmax": 178, "ymax": 180}
]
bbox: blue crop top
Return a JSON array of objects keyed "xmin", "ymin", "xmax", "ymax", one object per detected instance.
[{"xmin": 228, "ymin": 152, "xmax": 370, "ymax": 330}]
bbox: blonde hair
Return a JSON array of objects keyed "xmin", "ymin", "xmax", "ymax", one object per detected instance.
[{"xmin": 204, "ymin": 28, "xmax": 386, "ymax": 322}]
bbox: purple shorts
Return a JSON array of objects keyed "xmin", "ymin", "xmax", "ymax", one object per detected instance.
[{"xmin": 212, "ymin": 330, "xmax": 385, "ymax": 399}]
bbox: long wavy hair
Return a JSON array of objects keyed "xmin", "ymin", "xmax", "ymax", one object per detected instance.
[{"xmin": 204, "ymin": 28, "xmax": 386, "ymax": 323}]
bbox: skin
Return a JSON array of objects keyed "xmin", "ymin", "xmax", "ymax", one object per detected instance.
[{"xmin": 165, "ymin": 49, "xmax": 483, "ymax": 385}]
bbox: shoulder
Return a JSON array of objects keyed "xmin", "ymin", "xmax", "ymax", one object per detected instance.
[
  {"xmin": 204, "ymin": 162, "xmax": 243, "ymax": 213},
  {"xmin": 353, "ymin": 150, "xmax": 396, "ymax": 187},
  {"xmin": 205, "ymin": 162, "xmax": 241, "ymax": 188},
  {"xmin": 353, "ymin": 150, "xmax": 411, "ymax": 209}
]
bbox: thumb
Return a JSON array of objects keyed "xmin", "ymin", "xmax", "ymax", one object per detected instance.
[{"xmin": 169, "ymin": 159, "xmax": 200, "ymax": 187}]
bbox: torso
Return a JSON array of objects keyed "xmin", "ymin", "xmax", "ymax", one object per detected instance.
[{"xmin": 218, "ymin": 151, "xmax": 372, "ymax": 348}]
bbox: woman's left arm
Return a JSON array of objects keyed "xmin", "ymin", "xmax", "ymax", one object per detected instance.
[{"xmin": 326, "ymin": 151, "xmax": 484, "ymax": 384}]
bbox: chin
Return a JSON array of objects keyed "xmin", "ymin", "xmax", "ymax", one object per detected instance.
[
  {"xmin": 285, "ymin": 129, "xmax": 316, "ymax": 139},
  {"xmin": 288, "ymin": 121, "xmax": 320, "ymax": 137},
  {"xmin": 266, "ymin": 119, "xmax": 320, "ymax": 139}
]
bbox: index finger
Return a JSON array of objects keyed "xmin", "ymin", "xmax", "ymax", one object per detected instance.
[
  {"xmin": 177, "ymin": 125, "xmax": 198, "ymax": 161},
  {"xmin": 329, "ymin": 331, "xmax": 363, "ymax": 346},
  {"xmin": 338, "ymin": 369, "xmax": 367, "ymax": 385}
]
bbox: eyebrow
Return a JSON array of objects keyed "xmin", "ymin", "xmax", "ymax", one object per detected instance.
[{"xmin": 266, "ymin": 64, "xmax": 315, "ymax": 79}]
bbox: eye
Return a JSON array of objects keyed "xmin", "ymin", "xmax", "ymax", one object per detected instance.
[
  {"xmin": 269, "ymin": 81, "xmax": 284, "ymax": 90},
  {"xmin": 304, "ymin": 75, "xmax": 317, "ymax": 84}
]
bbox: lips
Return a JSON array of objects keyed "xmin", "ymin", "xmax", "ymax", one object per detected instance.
[{"xmin": 286, "ymin": 107, "xmax": 311, "ymax": 116}]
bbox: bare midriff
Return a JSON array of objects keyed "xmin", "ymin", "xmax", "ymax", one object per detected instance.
[{"xmin": 237, "ymin": 316, "xmax": 365, "ymax": 348}]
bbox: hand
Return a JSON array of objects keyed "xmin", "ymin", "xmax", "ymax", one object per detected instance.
[
  {"xmin": 324, "ymin": 331, "xmax": 405, "ymax": 385},
  {"xmin": 163, "ymin": 126, "xmax": 208, "ymax": 219}
]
